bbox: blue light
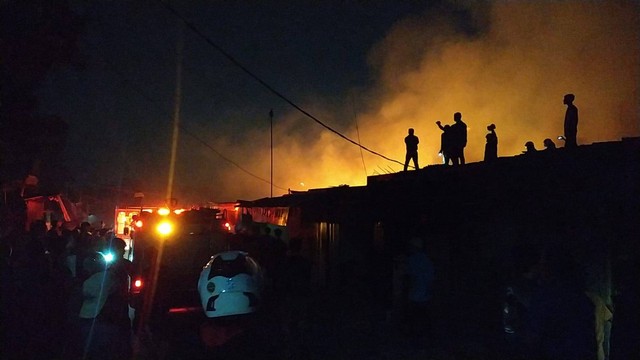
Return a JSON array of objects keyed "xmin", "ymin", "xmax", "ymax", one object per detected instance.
[{"xmin": 101, "ymin": 252, "xmax": 115, "ymax": 263}]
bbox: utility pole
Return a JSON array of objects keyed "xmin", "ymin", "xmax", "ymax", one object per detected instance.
[
  {"xmin": 269, "ymin": 109, "xmax": 274, "ymax": 198},
  {"xmin": 166, "ymin": 23, "xmax": 183, "ymax": 206}
]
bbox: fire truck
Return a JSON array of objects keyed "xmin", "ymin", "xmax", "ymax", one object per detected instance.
[
  {"xmin": 116, "ymin": 206, "xmax": 234, "ymax": 332},
  {"xmin": 114, "ymin": 202, "xmax": 239, "ymax": 250}
]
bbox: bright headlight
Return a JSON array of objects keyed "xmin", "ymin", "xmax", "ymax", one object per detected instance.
[{"xmin": 156, "ymin": 221, "xmax": 174, "ymax": 236}]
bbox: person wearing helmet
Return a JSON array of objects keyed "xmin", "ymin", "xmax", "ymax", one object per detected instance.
[
  {"xmin": 198, "ymin": 250, "xmax": 264, "ymax": 320},
  {"xmin": 197, "ymin": 250, "xmax": 284, "ymax": 359}
]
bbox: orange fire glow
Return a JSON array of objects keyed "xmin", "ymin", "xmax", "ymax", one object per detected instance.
[{"xmin": 170, "ymin": 2, "xmax": 639, "ymax": 202}]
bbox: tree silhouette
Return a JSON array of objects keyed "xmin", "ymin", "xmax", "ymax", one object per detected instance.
[{"xmin": 1, "ymin": 0, "xmax": 84, "ymax": 192}]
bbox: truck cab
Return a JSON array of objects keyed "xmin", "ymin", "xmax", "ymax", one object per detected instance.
[{"xmin": 126, "ymin": 207, "xmax": 232, "ymax": 333}]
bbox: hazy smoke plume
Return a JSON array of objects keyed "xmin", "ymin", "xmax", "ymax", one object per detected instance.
[{"xmin": 177, "ymin": 1, "xmax": 639, "ymax": 203}]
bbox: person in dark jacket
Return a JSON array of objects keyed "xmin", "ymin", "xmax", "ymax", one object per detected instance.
[
  {"xmin": 563, "ymin": 93, "xmax": 578, "ymax": 148},
  {"xmin": 451, "ymin": 112, "xmax": 468, "ymax": 165},
  {"xmin": 436, "ymin": 121, "xmax": 454, "ymax": 165},
  {"xmin": 403, "ymin": 128, "xmax": 420, "ymax": 171}
]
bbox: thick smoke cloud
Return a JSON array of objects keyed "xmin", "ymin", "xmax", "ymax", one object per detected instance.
[
  {"xmin": 176, "ymin": 1, "xmax": 639, "ymax": 203},
  {"xmin": 359, "ymin": 1, "xmax": 639, "ymax": 165}
]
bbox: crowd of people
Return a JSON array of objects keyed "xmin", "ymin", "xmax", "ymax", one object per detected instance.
[
  {"xmin": 0, "ymin": 216, "xmax": 317, "ymax": 359},
  {"xmin": 1, "ymin": 219, "xmax": 133, "ymax": 359},
  {"xmin": 403, "ymin": 93, "xmax": 579, "ymax": 170},
  {"xmin": 1, "ymin": 202, "xmax": 637, "ymax": 359},
  {"xmin": 399, "ymin": 231, "xmax": 639, "ymax": 360}
]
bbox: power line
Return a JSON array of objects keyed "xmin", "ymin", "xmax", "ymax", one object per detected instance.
[
  {"xmin": 157, "ymin": 0, "xmax": 406, "ymax": 168},
  {"xmin": 179, "ymin": 125, "xmax": 288, "ymax": 192},
  {"xmin": 95, "ymin": 54, "xmax": 289, "ymax": 192}
]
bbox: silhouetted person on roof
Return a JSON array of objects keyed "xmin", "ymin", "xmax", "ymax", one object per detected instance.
[
  {"xmin": 543, "ymin": 138, "xmax": 557, "ymax": 151},
  {"xmin": 523, "ymin": 141, "xmax": 537, "ymax": 155},
  {"xmin": 484, "ymin": 123, "xmax": 498, "ymax": 162},
  {"xmin": 403, "ymin": 128, "xmax": 420, "ymax": 171},
  {"xmin": 451, "ymin": 112, "xmax": 468, "ymax": 165},
  {"xmin": 563, "ymin": 94, "xmax": 578, "ymax": 148},
  {"xmin": 436, "ymin": 121, "xmax": 454, "ymax": 165}
]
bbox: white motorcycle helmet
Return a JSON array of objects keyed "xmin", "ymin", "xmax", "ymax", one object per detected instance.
[{"xmin": 198, "ymin": 250, "xmax": 264, "ymax": 318}]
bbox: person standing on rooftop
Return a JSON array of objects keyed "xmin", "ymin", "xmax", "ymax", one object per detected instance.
[
  {"xmin": 563, "ymin": 94, "xmax": 578, "ymax": 148},
  {"xmin": 484, "ymin": 123, "xmax": 498, "ymax": 162},
  {"xmin": 451, "ymin": 112, "xmax": 468, "ymax": 165},
  {"xmin": 403, "ymin": 128, "xmax": 420, "ymax": 171}
]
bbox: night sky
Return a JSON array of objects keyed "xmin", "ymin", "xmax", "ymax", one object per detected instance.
[{"xmin": 33, "ymin": 1, "xmax": 640, "ymax": 205}]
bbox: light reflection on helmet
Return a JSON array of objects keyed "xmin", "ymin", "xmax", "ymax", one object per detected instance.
[{"xmin": 198, "ymin": 251, "xmax": 264, "ymax": 318}]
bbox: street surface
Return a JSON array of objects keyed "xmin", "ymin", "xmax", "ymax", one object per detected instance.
[{"xmin": 131, "ymin": 294, "xmax": 506, "ymax": 360}]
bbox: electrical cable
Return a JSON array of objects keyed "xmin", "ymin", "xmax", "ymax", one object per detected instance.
[
  {"xmin": 157, "ymin": 0, "xmax": 406, "ymax": 167},
  {"xmin": 95, "ymin": 54, "xmax": 289, "ymax": 192}
]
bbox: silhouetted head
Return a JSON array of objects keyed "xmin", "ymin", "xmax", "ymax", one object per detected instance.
[
  {"xmin": 454, "ymin": 112, "xmax": 462, "ymax": 122},
  {"xmin": 487, "ymin": 124, "xmax": 496, "ymax": 131},
  {"xmin": 525, "ymin": 141, "xmax": 536, "ymax": 152},
  {"xmin": 80, "ymin": 221, "xmax": 91, "ymax": 233},
  {"xmin": 444, "ymin": 125, "xmax": 450, "ymax": 130},
  {"xmin": 109, "ymin": 237, "xmax": 127, "ymax": 258},
  {"xmin": 408, "ymin": 128, "xmax": 414, "ymax": 135},
  {"xmin": 83, "ymin": 251, "xmax": 108, "ymax": 276},
  {"xmin": 563, "ymin": 93, "xmax": 575, "ymax": 105},
  {"xmin": 543, "ymin": 138, "xmax": 556, "ymax": 150}
]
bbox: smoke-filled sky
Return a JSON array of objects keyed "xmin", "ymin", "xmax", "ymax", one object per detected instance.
[{"xmin": 38, "ymin": 1, "xmax": 639, "ymax": 205}]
